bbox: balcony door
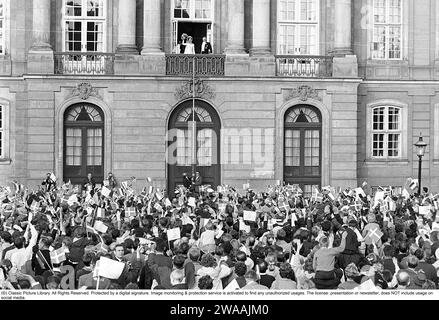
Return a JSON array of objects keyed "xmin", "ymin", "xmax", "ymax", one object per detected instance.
[
  {"xmin": 172, "ymin": 0, "xmax": 214, "ymax": 53},
  {"xmin": 64, "ymin": 103, "xmax": 104, "ymax": 185},
  {"xmin": 168, "ymin": 100, "xmax": 221, "ymax": 195},
  {"xmin": 62, "ymin": 0, "xmax": 107, "ymax": 74},
  {"xmin": 284, "ymin": 105, "xmax": 322, "ymax": 195}
]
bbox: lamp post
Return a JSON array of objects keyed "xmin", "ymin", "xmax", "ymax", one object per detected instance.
[{"xmin": 414, "ymin": 133, "xmax": 428, "ymax": 197}]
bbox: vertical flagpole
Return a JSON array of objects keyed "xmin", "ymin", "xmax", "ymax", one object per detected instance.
[{"xmin": 191, "ymin": 55, "xmax": 197, "ymax": 178}]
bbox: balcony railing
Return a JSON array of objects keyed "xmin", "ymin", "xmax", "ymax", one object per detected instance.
[
  {"xmin": 54, "ymin": 52, "xmax": 115, "ymax": 75},
  {"xmin": 166, "ymin": 54, "xmax": 225, "ymax": 76},
  {"xmin": 275, "ymin": 55, "xmax": 333, "ymax": 78}
]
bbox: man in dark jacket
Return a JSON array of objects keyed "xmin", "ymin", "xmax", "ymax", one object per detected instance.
[
  {"xmin": 338, "ymin": 220, "xmax": 362, "ymax": 270},
  {"xmin": 69, "ymin": 227, "xmax": 93, "ymax": 267},
  {"xmin": 31, "ymin": 236, "xmax": 53, "ymax": 277}
]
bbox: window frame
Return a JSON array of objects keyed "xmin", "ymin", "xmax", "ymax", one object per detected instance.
[
  {"xmin": 0, "ymin": 98, "xmax": 10, "ymax": 162},
  {"xmin": 0, "ymin": 0, "xmax": 8, "ymax": 56},
  {"xmin": 61, "ymin": 0, "xmax": 107, "ymax": 53},
  {"xmin": 172, "ymin": 0, "xmax": 214, "ymax": 22},
  {"xmin": 371, "ymin": 106, "xmax": 402, "ymax": 159},
  {"xmin": 276, "ymin": 0, "xmax": 320, "ymax": 55},
  {"xmin": 371, "ymin": 0, "xmax": 403, "ymax": 61},
  {"xmin": 366, "ymin": 101, "xmax": 408, "ymax": 161}
]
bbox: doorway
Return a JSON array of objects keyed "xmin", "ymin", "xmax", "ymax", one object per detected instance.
[
  {"xmin": 174, "ymin": 22, "xmax": 212, "ymax": 54},
  {"xmin": 284, "ymin": 105, "xmax": 322, "ymax": 195},
  {"xmin": 167, "ymin": 100, "xmax": 221, "ymax": 194}
]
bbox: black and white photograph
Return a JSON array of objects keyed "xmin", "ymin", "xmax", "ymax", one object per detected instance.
[{"xmin": 0, "ymin": 0, "xmax": 438, "ymax": 312}]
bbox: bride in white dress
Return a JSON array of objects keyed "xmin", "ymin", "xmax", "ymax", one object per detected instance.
[{"xmin": 184, "ymin": 36, "xmax": 195, "ymax": 54}]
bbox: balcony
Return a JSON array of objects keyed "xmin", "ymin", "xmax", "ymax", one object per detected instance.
[
  {"xmin": 165, "ymin": 54, "xmax": 225, "ymax": 77},
  {"xmin": 275, "ymin": 55, "xmax": 333, "ymax": 78},
  {"xmin": 54, "ymin": 52, "xmax": 115, "ymax": 75}
]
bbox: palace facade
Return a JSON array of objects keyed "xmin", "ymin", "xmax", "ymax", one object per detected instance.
[{"xmin": 0, "ymin": 0, "xmax": 438, "ymax": 194}]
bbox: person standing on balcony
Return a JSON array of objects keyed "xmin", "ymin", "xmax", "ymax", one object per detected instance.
[
  {"xmin": 184, "ymin": 36, "xmax": 195, "ymax": 54},
  {"xmin": 178, "ymin": 33, "xmax": 188, "ymax": 54},
  {"xmin": 201, "ymin": 37, "xmax": 212, "ymax": 54}
]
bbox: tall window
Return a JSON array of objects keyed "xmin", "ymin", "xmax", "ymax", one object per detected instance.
[
  {"xmin": 0, "ymin": 105, "xmax": 4, "ymax": 158},
  {"xmin": 0, "ymin": 0, "xmax": 5, "ymax": 55},
  {"xmin": 371, "ymin": 106, "xmax": 401, "ymax": 158},
  {"xmin": 277, "ymin": 0, "xmax": 319, "ymax": 55},
  {"xmin": 62, "ymin": 0, "xmax": 106, "ymax": 52},
  {"xmin": 173, "ymin": 0, "xmax": 213, "ymax": 20},
  {"xmin": 372, "ymin": 0, "xmax": 402, "ymax": 60}
]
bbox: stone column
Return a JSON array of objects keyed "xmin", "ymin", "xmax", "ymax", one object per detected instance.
[
  {"xmin": 225, "ymin": 0, "xmax": 246, "ymax": 55},
  {"xmin": 332, "ymin": 0, "xmax": 357, "ymax": 78},
  {"xmin": 117, "ymin": 0, "xmax": 138, "ymax": 54},
  {"xmin": 333, "ymin": 0, "xmax": 353, "ymax": 55},
  {"xmin": 141, "ymin": 0, "xmax": 163, "ymax": 54},
  {"xmin": 137, "ymin": 0, "xmax": 165, "ymax": 75},
  {"xmin": 30, "ymin": 0, "xmax": 52, "ymax": 51},
  {"xmin": 28, "ymin": 0, "xmax": 54, "ymax": 74},
  {"xmin": 250, "ymin": 0, "xmax": 271, "ymax": 56}
]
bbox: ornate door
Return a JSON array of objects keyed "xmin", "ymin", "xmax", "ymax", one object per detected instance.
[
  {"xmin": 168, "ymin": 100, "xmax": 221, "ymax": 194},
  {"xmin": 284, "ymin": 105, "xmax": 322, "ymax": 195},
  {"xmin": 64, "ymin": 103, "xmax": 104, "ymax": 184}
]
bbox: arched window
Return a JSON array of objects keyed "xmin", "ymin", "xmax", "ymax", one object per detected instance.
[
  {"xmin": 168, "ymin": 100, "xmax": 221, "ymax": 193},
  {"xmin": 284, "ymin": 105, "xmax": 322, "ymax": 195},
  {"xmin": 64, "ymin": 103, "xmax": 104, "ymax": 184}
]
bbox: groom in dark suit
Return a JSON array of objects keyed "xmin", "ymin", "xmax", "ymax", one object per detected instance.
[{"xmin": 201, "ymin": 37, "xmax": 213, "ymax": 54}]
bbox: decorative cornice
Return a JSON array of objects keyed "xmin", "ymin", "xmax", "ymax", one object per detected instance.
[
  {"xmin": 175, "ymin": 78, "xmax": 216, "ymax": 101},
  {"xmin": 285, "ymin": 85, "xmax": 322, "ymax": 102},
  {"xmin": 69, "ymin": 82, "xmax": 101, "ymax": 100}
]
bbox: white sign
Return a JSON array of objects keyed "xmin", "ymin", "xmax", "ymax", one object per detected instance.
[
  {"xmin": 101, "ymin": 186, "xmax": 111, "ymax": 198},
  {"xmin": 98, "ymin": 257, "xmax": 125, "ymax": 280},
  {"xmin": 167, "ymin": 228, "xmax": 181, "ymax": 241},
  {"xmin": 419, "ymin": 206, "xmax": 431, "ymax": 216},
  {"xmin": 243, "ymin": 211, "xmax": 257, "ymax": 222},
  {"xmin": 93, "ymin": 221, "xmax": 108, "ymax": 233},
  {"xmin": 188, "ymin": 197, "xmax": 196, "ymax": 207}
]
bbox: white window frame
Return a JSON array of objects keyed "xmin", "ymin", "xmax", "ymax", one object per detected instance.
[
  {"xmin": 61, "ymin": 0, "xmax": 107, "ymax": 53},
  {"xmin": 0, "ymin": 0, "xmax": 8, "ymax": 56},
  {"xmin": 371, "ymin": 0, "xmax": 403, "ymax": 60},
  {"xmin": 0, "ymin": 99, "xmax": 10, "ymax": 161},
  {"xmin": 366, "ymin": 101, "xmax": 408, "ymax": 161},
  {"xmin": 172, "ymin": 0, "xmax": 214, "ymax": 22},
  {"xmin": 276, "ymin": 0, "xmax": 320, "ymax": 55},
  {"xmin": 434, "ymin": 104, "xmax": 439, "ymax": 162}
]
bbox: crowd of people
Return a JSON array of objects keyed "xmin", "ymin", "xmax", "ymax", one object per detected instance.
[{"xmin": 0, "ymin": 172, "xmax": 438, "ymax": 291}]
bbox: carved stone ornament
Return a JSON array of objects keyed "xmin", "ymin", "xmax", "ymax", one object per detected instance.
[
  {"xmin": 175, "ymin": 78, "xmax": 216, "ymax": 101},
  {"xmin": 70, "ymin": 82, "xmax": 101, "ymax": 100},
  {"xmin": 285, "ymin": 85, "xmax": 322, "ymax": 102}
]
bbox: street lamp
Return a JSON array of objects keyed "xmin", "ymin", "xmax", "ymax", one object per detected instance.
[{"xmin": 414, "ymin": 133, "xmax": 428, "ymax": 196}]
